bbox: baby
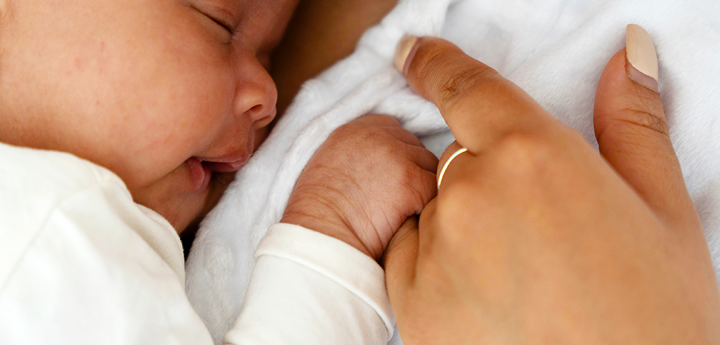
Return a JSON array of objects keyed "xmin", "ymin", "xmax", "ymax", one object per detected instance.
[
  {"xmin": 0, "ymin": 0, "xmax": 431, "ymax": 343},
  {"xmin": 0, "ymin": 0, "xmax": 296, "ymax": 231}
]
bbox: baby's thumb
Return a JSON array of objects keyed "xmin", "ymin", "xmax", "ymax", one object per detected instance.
[{"xmin": 593, "ymin": 24, "xmax": 695, "ymax": 227}]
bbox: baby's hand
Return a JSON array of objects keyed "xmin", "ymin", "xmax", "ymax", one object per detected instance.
[{"xmin": 282, "ymin": 115, "xmax": 438, "ymax": 260}]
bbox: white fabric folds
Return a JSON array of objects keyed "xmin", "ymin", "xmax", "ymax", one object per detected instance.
[{"xmin": 225, "ymin": 223, "xmax": 394, "ymax": 345}]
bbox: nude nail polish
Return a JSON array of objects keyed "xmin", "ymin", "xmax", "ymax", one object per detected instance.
[
  {"xmin": 394, "ymin": 35, "xmax": 418, "ymax": 74},
  {"xmin": 626, "ymin": 24, "xmax": 659, "ymax": 91}
]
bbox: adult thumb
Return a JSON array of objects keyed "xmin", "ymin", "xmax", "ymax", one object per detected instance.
[{"xmin": 594, "ymin": 24, "xmax": 696, "ymax": 227}]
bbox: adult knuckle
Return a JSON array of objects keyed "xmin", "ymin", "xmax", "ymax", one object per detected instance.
[
  {"xmin": 495, "ymin": 132, "xmax": 555, "ymax": 177},
  {"xmin": 616, "ymin": 102, "xmax": 669, "ymax": 137},
  {"xmin": 437, "ymin": 65, "xmax": 496, "ymax": 111},
  {"xmin": 431, "ymin": 189, "xmax": 477, "ymax": 253},
  {"xmin": 413, "ymin": 41, "xmax": 497, "ymax": 109},
  {"xmin": 435, "ymin": 181, "xmax": 473, "ymax": 221}
]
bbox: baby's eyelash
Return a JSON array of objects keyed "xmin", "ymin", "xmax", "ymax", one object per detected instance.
[
  {"xmin": 208, "ymin": 15, "xmax": 235, "ymax": 34},
  {"xmin": 191, "ymin": 3, "xmax": 235, "ymax": 35}
]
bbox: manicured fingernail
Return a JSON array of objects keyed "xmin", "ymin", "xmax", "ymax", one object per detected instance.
[
  {"xmin": 394, "ymin": 35, "xmax": 418, "ymax": 74},
  {"xmin": 626, "ymin": 24, "xmax": 659, "ymax": 91}
]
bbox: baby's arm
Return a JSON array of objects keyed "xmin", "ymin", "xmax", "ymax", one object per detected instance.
[
  {"xmin": 224, "ymin": 115, "xmax": 437, "ymax": 344},
  {"xmin": 225, "ymin": 224, "xmax": 394, "ymax": 344}
]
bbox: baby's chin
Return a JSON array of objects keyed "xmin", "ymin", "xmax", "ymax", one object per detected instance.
[
  {"xmin": 127, "ymin": 171, "xmax": 211, "ymax": 234},
  {"xmin": 132, "ymin": 169, "xmax": 237, "ymax": 234},
  {"xmin": 131, "ymin": 187, "xmax": 207, "ymax": 233}
]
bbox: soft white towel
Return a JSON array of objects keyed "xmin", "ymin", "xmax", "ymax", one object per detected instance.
[{"xmin": 186, "ymin": 0, "xmax": 720, "ymax": 343}]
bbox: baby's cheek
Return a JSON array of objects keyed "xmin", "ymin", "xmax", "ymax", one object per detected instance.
[
  {"xmin": 254, "ymin": 126, "xmax": 271, "ymax": 148},
  {"xmin": 129, "ymin": 92, "xmax": 230, "ymax": 179}
]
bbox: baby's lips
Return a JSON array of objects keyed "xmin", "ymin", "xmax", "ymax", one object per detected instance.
[
  {"xmin": 204, "ymin": 159, "xmax": 247, "ymax": 173},
  {"xmin": 197, "ymin": 147, "xmax": 251, "ymax": 173}
]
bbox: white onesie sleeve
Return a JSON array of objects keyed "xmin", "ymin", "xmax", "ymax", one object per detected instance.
[{"xmin": 225, "ymin": 223, "xmax": 395, "ymax": 345}]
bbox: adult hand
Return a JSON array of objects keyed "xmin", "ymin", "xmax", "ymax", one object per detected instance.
[
  {"xmin": 384, "ymin": 25, "xmax": 720, "ymax": 343},
  {"xmin": 282, "ymin": 114, "xmax": 438, "ymax": 260}
]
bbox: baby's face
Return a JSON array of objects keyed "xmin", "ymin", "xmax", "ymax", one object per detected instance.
[{"xmin": 0, "ymin": 0, "xmax": 297, "ymax": 230}]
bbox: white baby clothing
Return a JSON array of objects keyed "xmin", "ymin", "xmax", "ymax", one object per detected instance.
[{"xmin": 0, "ymin": 142, "xmax": 393, "ymax": 344}]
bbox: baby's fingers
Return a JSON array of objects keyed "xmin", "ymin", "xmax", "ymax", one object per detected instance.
[{"xmin": 405, "ymin": 144, "xmax": 440, "ymax": 174}]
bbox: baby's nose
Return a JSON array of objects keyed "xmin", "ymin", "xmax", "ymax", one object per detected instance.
[{"xmin": 234, "ymin": 51, "xmax": 278, "ymax": 128}]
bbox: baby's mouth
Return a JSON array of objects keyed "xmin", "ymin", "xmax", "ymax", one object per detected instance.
[
  {"xmin": 189, "ymin": 131, "xmax": 255, "ymax": 191},
  {"xmin": 202, "ymin": 158, "xmax": 249, "ymax": 173},
  {"xmin": 198, "ymin": 150, "xmax": 251, "ymax": 173},
  {"xmin": 187, "ymin": 149, "xmax": 251, "ymax": 191}
]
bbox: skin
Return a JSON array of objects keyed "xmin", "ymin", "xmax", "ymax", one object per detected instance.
[
  {"xmin": 270, "ymin": 0, "xmax": 399, "ymax": 116},
  {"xmin": 382, "ymin": 37, "xmax": 720, "ymax": 343},
  {"xmin": 6, "ymin": 0, "xmax": 711, "ymax": 339},
  {"xmin": 185, "ymin": 0, "xmax": 400, "ymax": 237},
  {"xmin": 0, "ymin": 0, "xmax": 298, "ymax": 232},
  {"xmin": 269, "ymin": 0, "xmax": 423, "ymax": 260},
  {"xmin": 282, "ymin": 114, "xmax": 438, "ymax": 260},
  {"xmin": 0, "ymin": 0, "xmax": 412, "ymax": 258}
]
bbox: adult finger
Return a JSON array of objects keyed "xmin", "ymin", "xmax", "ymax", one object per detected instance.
[
  {"xmin": 593, "ymin": 24, "xmax": 698, "ymax": 227},
  {"xmin": 436, "ymin": 141, "xmax": 465, "ymax": 175},
  {"xmin": 383, "ymin": 216, "xmax": 420, "ymax": 311},
  {"xmin": 435, "ymin": 141, "xmax": 475, "ymax": 189},
  {"xmin": 394, "ymin": 36, "xmax": 554, "ymax": 153}
]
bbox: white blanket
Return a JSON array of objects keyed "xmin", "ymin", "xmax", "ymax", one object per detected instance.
[{"xmin": 186, "ymin": 0, "xmax": 720, "ymax": 342}]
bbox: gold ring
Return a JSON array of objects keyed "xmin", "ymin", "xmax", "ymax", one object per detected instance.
[{"xmin": 437, "ymin": 148, "xmax": 468, "ymax": 189}]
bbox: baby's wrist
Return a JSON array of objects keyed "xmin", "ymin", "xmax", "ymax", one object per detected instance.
[{"xmin": 281, "ymin": 208, "xmax": 375, "ymax": 260}]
